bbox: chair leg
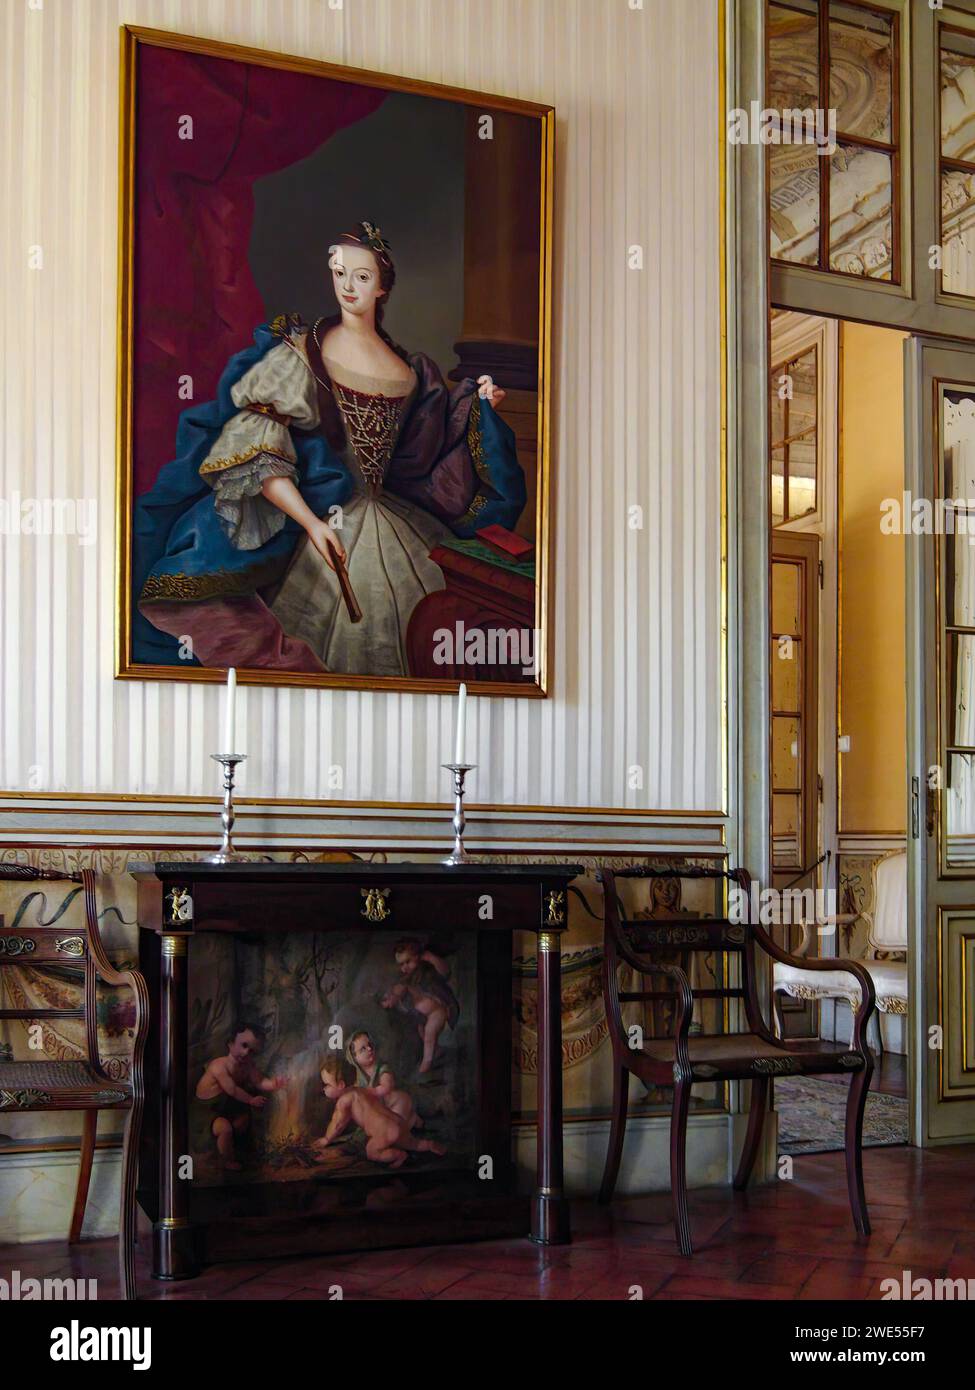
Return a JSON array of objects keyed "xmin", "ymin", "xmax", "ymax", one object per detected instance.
[
  {"xmin": 845, "ymin": 1062, "xmax": 873, "ymax": 1237},
  {"xmin": 118, "ymin": 1102, "xmax": 142, "ymax": 1301},
  {"xmin": 69, "ymin": 1110, "xmax": 98, "ymax": 1244},
  {"xmin": 598, "ymin": 1062, "xmax": 630, "ymax": 1204},
  {"xmin": 670, "ymin": 1080, "xmax": 693, "ymax": 1256},
  {"xmin": 733, "ymin": 1076, "xmax": 769, "ymax": 1191}
]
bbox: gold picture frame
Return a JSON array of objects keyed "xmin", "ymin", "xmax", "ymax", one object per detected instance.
[{"xmin": 115, "ymin": 25, "xmax": 555, "ymax": 697}]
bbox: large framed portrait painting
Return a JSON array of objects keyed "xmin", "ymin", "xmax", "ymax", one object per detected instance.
[{"xmin": 116, "ymin": 27, "xmax": 554, "ymax": 695}]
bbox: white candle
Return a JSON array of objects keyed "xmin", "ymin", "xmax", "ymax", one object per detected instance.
[
  {"xmin": 223, "ymin": 667, "xmax": 237, "ymax": 753},
  {"xmin": 454, "ymin": 682, "xmax": 467, "ymax": 765}
]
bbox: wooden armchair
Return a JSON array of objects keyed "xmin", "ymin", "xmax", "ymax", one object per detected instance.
[
  {"xmin": 598, "ymin": 865, "xmax": 876, "ymax": 1255},
  {"xmin": 0, "ymin": 865, "xmax": 148, "ymax": 1298}
]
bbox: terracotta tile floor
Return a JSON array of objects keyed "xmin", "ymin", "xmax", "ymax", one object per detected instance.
[{"xmin": 4, "ymin": 1142, "xmax": 975, "ymax": 1300}]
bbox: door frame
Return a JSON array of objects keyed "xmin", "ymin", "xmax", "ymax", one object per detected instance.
[
  {"xmin": 730, "ymin": 0, "xmax": 975, "ymax": 1148},
  {"xmin": 770, "ymin": 531, "xmax": 821, "ymax": 890},
  {"xmin": 905, "ymin": 337, "xmax": 975, "ymax": 1144},
  {"xmin": 770, "ymin": 530, "xmax": 823, "ymax": 1036},
  {"xmin": 770, "ymin": 311, "xmax": 841, "ymax": 888}
]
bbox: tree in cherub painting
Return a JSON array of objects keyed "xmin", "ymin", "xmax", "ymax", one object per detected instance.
[{"xmin": 122, "ymin": 31, "xmax": 552, "ymax": 690}]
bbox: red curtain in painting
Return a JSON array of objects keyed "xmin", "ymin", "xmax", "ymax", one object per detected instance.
[{"xmin": 132, "ymin": 44, "xmax": 386, "ymax": 495}]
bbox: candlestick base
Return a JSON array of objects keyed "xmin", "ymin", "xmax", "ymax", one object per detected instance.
[
  {"xmin": 442, "ymin": 763, "xmax": 476, "ymax": 865},
  {"xmin": 207, "ymin": 753, "xmax": 248, "ymax": 863}
]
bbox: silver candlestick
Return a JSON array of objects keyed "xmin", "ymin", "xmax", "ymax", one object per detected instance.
[
  {"xmin": 207, "ymin": 754, "xmax": 248, "ymax": 863},
  {"xmin": 442, "ymin": 762, "xmax": 476, "ymax": 865}
]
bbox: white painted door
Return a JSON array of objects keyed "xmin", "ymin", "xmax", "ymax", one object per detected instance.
[{"xmin": 906, "ymin": 338, "xmax": 975, "ymax": 1143}]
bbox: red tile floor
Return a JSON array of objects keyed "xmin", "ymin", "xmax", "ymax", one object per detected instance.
[{"xmin": 4, "ymin": 1141, "xmax": 975, "ymax": 1300}]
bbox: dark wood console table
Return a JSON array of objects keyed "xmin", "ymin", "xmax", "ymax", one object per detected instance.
[{"xmin": 134, "ymin": 861, "xmax": 577, "ymax": 1279}]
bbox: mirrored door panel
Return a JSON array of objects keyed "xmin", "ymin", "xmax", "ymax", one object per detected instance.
[{"xmin": 939, "ymin": 386, "xmax": 975, "ymax": 869}]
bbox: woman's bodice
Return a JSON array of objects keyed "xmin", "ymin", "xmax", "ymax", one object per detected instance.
[{"xmin": 323, "ymin": 354, "xmax": 417, "ymax": 496}]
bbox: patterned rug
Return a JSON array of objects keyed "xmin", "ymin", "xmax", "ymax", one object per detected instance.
[{"xmin": 776, "ymin": 1075, "xmax": 908, "ymax": 1155}]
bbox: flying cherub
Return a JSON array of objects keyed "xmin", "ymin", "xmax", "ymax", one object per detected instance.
[{"xmin": 380, "ymin": 937, "xmax": 460, "ymax": 1074}]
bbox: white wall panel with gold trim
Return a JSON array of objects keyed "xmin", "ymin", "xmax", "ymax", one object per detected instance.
[{"xmin": 0, "ymin": 0, "xmax": 722, "ymax": 814}]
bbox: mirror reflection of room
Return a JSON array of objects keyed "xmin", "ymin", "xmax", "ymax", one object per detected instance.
[{"xmin": 770, "ymin": 309, "xmax": 909, "ymax": 1155}]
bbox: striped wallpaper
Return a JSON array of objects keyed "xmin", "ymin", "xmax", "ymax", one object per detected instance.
[{"xmin": 0, "ymin": 0, "xmax": 723, "ymax": 814}]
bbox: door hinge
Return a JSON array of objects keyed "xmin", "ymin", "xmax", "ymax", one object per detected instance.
[
  {"xmin": 817, "ymin": 773, "xmax": 824, "ymax": 803},
  {"xmin": 818, "ymin": 558, "xmax": 824, "ymax": 588},
  {"xmin": 911, "ymin": 775, "xmax": 920, "ymax": 840}
]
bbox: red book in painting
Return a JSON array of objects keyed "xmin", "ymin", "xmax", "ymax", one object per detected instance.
[{"xmin": 475, "ymin": 524, "xmax": 534, "ymax": 561}]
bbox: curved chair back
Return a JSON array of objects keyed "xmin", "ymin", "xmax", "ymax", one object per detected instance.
[
  {"xmin": 599, "ymin": 864, "xmax": 767, "ymax": 1044},
  {"xmin": 0, "ymin": 864, "xmax": 107, "ymax": 1077},
  {"xmin": 865, "ymin": 850, "xmax": 907, "ymax": 955}
]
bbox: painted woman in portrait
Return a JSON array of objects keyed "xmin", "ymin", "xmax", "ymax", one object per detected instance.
[{"xmin": 133, "ymin": 222, "xmax": 526, "ymax": 677}]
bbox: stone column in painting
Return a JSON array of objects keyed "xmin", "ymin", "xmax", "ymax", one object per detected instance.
[{"xmin": 449, "ymin": 107, "xmax": 542, "ymax": 544}]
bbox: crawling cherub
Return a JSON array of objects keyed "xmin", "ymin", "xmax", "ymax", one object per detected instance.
[
  {"xmin": 313, "ymin": 1055, "xmax": 445, "ymax": 1169},
  {"xmin": 194, "ymin": 1022, "xmax": 287, "ymax": 1170}
]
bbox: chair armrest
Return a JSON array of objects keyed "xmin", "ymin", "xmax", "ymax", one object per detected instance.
[
  {"xmin": 752, "ymin": 919, "xmax": 876, "ymax": 1049},
  {"xmin": 0, "ymin": 864, "xmax": 83, "ymax": 883},
  {"xmin": 82, "ymin": 870, "xmax": 150, "ymax": 1088}
]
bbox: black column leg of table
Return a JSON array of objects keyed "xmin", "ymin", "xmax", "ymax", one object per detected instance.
[
  {"xmin": 531, "ymin": 922, "xmax": 570, "ymax": 1244},
  {"xmin": 153, "ymin": 932, "xmax": 197, "ymax": 1280}
]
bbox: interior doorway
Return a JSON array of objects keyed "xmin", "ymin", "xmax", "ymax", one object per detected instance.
[{"xmin": 767, "ymin": 308, "xmax": 910, "ymax": 1156}]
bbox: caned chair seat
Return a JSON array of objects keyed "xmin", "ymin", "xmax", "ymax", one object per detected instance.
[
  {"xmin": 0, "ymin": 865, "xmax": 147, "ymax": 1298},
  {"xmin": 635, "ymin": 1031, "xmax": 866, "ymax": 1081},
  {"xmin": 0, "ymin": 1059, "xmax": 133, "ymax": 1102}
]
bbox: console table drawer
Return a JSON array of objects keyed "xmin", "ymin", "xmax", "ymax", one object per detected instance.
[{"xmin": 175, "ymin": 880, "xmax": 535, "ymax": 934}]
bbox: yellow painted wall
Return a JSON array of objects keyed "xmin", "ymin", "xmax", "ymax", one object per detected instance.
[{"xmin": 839, "ymin": 322, "xmax": 908, "ymax": 834}]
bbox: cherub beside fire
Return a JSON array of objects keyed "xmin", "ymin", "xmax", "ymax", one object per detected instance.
[{"xmin": 194, "ymin": 1021, "xmax": 288, "ymax": 1170}]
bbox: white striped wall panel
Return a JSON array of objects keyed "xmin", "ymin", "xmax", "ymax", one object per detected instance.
[{"xmin": 0, "ymin": 0, "xmax": 723, "ymax": 813}]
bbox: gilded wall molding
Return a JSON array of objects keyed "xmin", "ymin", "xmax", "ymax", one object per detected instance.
[{"xmin": 0, "ymin": 794, "xmax": 727, "ymax": 859}]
